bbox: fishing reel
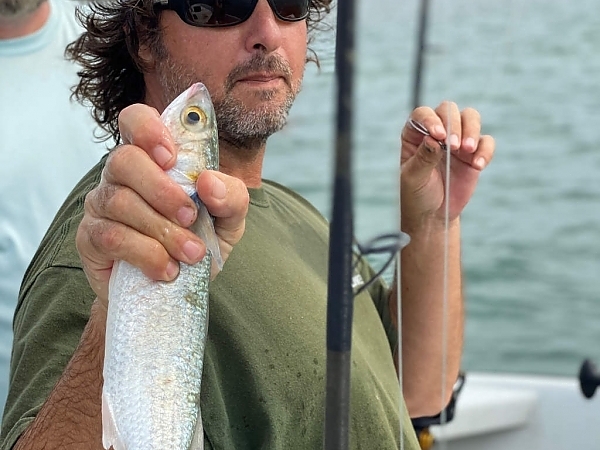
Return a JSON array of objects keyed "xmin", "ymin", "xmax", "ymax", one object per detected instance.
[{"xmin": 411, "ymin": 372, "xmax": 466, "ymax": 450}]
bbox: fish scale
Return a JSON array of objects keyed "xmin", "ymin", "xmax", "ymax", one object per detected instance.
[{"xmin": 102, "ymin": 82, "xmax": 221, "ymax": 450}]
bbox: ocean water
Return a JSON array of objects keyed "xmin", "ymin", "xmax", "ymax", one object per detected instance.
[{"xmin": 266, "ymin": 0, "xmax": 600, "ymax": 377}]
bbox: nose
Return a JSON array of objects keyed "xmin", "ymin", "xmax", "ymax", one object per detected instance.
[{"xmin": 242, "ymin": 0, "xmax": 284, "ymax": 53}]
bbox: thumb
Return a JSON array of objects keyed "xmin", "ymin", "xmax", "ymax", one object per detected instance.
[{"xmin": 401, "ymin": 136, "xmax": 445, "ymax": 187}]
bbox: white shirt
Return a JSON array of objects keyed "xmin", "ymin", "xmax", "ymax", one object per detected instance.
[{"xmin": 0, "ymin": 0, "xmax": 108, "ymax": 409}]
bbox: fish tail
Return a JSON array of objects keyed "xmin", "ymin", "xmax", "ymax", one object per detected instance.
[
  {"xmin": 189, "ymin": 410, "xmax": 206, "ymax": 450},
  {"xmin": 102, "ymin": 392, "xmax": 126, "ymax": 450}
]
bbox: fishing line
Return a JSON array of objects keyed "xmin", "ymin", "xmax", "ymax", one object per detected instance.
[
  {"xmin": 399, "ymin": 0, "xmax": 461, "ymax": 446},
  {"xmin": 396, "ymin": 125, "xmax": 405, "ymax": 450},
  {"xmin": 396, "ymin": 253, "xmax": 404, "ymax": 450},
  {"xmin": 438, "ymin": 101, "xmax": 452, "ymax": 450},
  {"xmin": 403, "ymin": 1, "xmax": 514, "ymax": 446}
]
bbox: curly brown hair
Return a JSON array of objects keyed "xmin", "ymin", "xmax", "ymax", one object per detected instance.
[{"xmin": 66, "ymin": 0, "xmax": 333, "ymax": 144}]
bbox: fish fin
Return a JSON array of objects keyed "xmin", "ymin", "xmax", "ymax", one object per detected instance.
[
  {"xmin": 190, "ymin": 192, "xmax": 223, "ymax": 271},
  {"xmin": 189, "ymin": 410, "xmax": 205, "ymax": 450},
  {"xmin": 102, "ymin": 392, "xmax": 125, "ymax": 450}
]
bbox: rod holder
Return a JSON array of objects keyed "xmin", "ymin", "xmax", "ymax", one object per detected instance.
[{"xmin": 579, "ymin": 359, "xmax": 600, "ymax": 399}]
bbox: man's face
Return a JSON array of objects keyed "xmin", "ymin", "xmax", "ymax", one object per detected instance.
[
  {"xmin": 0, "ymin": 0, "xmax": 43, "ymax": 19},
  {"xmin": 147, "ymin": 0, "xmax": 308, "ymax": 149}
]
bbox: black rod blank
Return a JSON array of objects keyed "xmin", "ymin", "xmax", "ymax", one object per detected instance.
[
  {"xmin": 324, "ymin": 0, "xmax": 357, "ymax": 448},
  {"xmin": 412, "ymin": 0, "xmax": 430, "ymax": 110}
]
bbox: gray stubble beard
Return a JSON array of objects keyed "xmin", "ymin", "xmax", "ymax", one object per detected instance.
[
  {"xmin": 213, "ymin": 80, "xmax": 296, "ymax": 151},
  {"xmin": 155, "ymin": 48, "xmax": 302, "ymax": 153}
]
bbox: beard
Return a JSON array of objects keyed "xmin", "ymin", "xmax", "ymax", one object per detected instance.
[
  {"xmin": 154, "ymin": 46, "xmax": 302, "ymax": 152},
  {"xmin": 0, "ymin": 0, "xmax": 43, "ymax": 18}
]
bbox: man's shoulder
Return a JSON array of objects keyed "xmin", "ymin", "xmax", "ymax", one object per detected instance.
[
  {"xmin": 261, "ymin": 179, "xmax": 301, "ymax": 198},
  {"xmin": 262, "ymin": 179, "xmax": 327, "ymax": 222}
]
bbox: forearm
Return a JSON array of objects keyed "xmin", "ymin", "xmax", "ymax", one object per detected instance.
[
  {"xmin": 392, "ymin": 218, "xmax": 463, "ymax": 418},
  {"xmin": 14, "ymin": 300, "xmax": 106, "ymax": 450}
]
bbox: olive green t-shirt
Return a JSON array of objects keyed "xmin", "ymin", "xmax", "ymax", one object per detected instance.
[{"xmin": 0, "ymin": 157, "xmax": 420, "ymax": 449}]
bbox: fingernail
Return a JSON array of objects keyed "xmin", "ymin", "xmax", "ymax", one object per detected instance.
[
  {"xmin": 434, "ymin": 125, "xmax": 445, "ymax": 136},
  {"xmin": 475, "ymin": 157, "xmax": 486, "ymax": 169},
  {"xmin": 153, "ymin": 145, "xmax": 172, "ymax": 167},
  {"xmin": 183, "ymin": 240, "xmax": 204, "ymax": 262},
  {"xmin": 450, "ymin": 134, "xmax": 460, "ymax": 149},
  {"xmin": 212, "ymin": 175, "xmax": 226, "ymax": 199},
  {"xmin": 166, "ymin": 261, "xmax": 179, "ymax": 279},
  {"xmin": 464, "ymin": 137, "xmax": 476, "ymax": 151},
  {"xmin": 177, "ymin": 206, "xmax": 196, "ymax": 227},
  {"xmin": 424, "ymin": 142, "xmax": 436, "ymax": 153}
]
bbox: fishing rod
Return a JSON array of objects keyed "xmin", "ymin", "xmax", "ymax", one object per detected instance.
[
  {"xmin": 324, "ymin": 0, "xmax": 357, "ymax": 447},
  {"xmin": 412, "ymin": 0, "xmax": 430, "ymax": 110},
  {"xmin": 324, "ymin": 0, "xmax": 451, "ymax": 447}
]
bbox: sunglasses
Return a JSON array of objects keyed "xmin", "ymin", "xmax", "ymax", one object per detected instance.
[{"xmin": 153, "ymin": 0, "xmax": 309, "ymax": 28}]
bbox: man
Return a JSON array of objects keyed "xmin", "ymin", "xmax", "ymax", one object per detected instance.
[
  {"xmin": 0, "ymin": 0, "xmax": 108, "ymax": 410},
  {"xmin": 0, "ymin": 0, "xmax": 495, "ymax": 448}
]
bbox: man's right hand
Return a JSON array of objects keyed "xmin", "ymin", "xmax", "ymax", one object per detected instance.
[{"xmin": 76, "ymin": 103, "xmax": 249, "ymax": 308}]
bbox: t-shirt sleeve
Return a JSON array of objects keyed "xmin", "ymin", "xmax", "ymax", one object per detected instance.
[{"xmin": 0, "ymin": 265, "xmax": 94, "ymax": 450}]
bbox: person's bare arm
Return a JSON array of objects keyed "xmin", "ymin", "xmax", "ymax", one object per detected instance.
[
  {"xmin": 12, "ymin": 104, "xmax": 249, "ymax": 448},
  {"xmin": 14, "ymin": 301, "xmax": 107, "ymax": 449},
  {"xmin": 392, "ymin": 220, "xmax": 463, "ymax": 418},
  {"xmin": 392, "ymin": 102, "xmax": 494, "ymax": 417}
]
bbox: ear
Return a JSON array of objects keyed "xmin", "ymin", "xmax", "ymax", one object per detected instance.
[{"xmin": 138, "ymin": 43, "xmax": 156, "ymax": 69}]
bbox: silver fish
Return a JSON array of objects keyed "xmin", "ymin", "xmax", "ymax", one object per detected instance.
[{"xmin": 102, "ymin": 82, "xmax": 222, "ymax": 450}]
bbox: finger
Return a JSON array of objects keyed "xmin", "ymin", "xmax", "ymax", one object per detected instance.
[
  {"xmin": 405, "ymin": 106, "xmax": 447, "ymax": 143},
  {"xmin": 470, "ymin": 134, "xmax": 495, "ymax": 170},
  {"xmin": 401, "ymin": 136, "xmax": 445, "ymax": 187},
  {"xmin": 87, "ymin": 181, "xmax": 208, "ymax": 266},
  {"xmin": 76, "ymin": 212, "xmax": 180, "ymax": 304},
  {"xmin": 434, "ymin": 101, "xmax": 462, "ymax": 150},
  {"xmin": 459, "ymin": 107, "xmax": 482, "ymax": 153},
  {"xmin": 196, "ymin": 171, "xmax": 249, "ymax": 248},
  {"xmin": 103, "ymin": 145, "xmax": 199, "ymax": 228},
  {"xmin": 118, "ymin": 104, "xmax": 176, "ymax": 169}
]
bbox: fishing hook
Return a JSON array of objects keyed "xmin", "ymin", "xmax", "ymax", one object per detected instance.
[{"xmin": 407, "ymin": 118, "xmax": 448, "ymax": 151}]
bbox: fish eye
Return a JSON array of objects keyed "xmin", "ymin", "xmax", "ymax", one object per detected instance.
[{"xmin": 181, "ymin": 106, "xmax": 207, "ymax": 130}]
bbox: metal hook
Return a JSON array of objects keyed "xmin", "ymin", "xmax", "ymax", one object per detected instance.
[
  {"xmin": 407, "ymin": 118, "xmax": 447, "ymax": 150},
  {"xmin": 408, "ymin": 118, "xmax": 429, "ymax": 135}
]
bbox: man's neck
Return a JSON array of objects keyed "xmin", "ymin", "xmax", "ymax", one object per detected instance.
[
  {"xmin": 0, "ymin": 1, "xmax": 50, "ymax": 39},
  {"xmin": 218, "ymin": 141, "xmax": 265, "ymax": 189}
]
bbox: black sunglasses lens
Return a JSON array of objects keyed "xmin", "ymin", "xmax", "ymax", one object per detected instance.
[
  {"xmin": 184, "ymin": 0, "xmax": 256, "ymax": 26},
  {"xmin": 272, "ymin": 0, "xmax": 308, "ymax": 20},
  {"xmin": 180, "ymin": 0, "xmax": 308, "ymax": 26}
]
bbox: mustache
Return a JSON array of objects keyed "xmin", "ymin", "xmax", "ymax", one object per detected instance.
[{"xmin": 224, "ymin": 54, "xmax": 293, "ymax": 90}]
